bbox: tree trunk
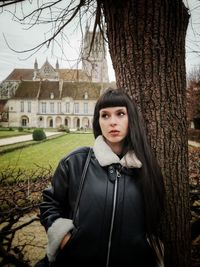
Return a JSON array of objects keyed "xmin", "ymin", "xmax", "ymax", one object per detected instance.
[{"xmin": 102, "ymin": 0, "xmax": 191, "ymax": 266}]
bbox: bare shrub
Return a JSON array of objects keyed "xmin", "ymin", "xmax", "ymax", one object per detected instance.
[{"xmin": 0, "ymin": 166, "xmax": 52, "ymax": 266}]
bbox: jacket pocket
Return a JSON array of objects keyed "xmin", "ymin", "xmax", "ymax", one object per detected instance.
[
  {"xmin": 61, "ymin": 226, "xmax": 79, "ymax": 250},
  {"xmin": 55, "ymin": 226, "xmax": 80, "ymax": 264}
]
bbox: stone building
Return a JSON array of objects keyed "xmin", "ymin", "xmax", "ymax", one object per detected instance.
[
  {"xmin": 8, "ymin": 79, "xmax": 105, "ymax": 129},
  {"xmin": 0, "ymin": 28, "xmax": 114, "ymax": 129}
]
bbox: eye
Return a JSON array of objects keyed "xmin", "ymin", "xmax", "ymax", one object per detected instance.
[
  {"xmin": 101, "ymin": 113, "xmax": 109, "ymax": 119},
  {"xmin": 117, "ymin": 111, "xmax": 126, "ymax": 116}
]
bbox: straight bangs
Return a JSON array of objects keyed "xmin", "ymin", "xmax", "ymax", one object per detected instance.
[{"xmin": 97, "ymin": 89, "xmax": 128, "ymax": 110}]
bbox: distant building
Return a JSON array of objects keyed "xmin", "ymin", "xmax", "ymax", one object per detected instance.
[
  {"xmin": 7, "ymin": 80, "xmax": 106, "ymax": 129},
  {"xmin": 187, "ymin": 80, "xmax": 200, "ymax": 129},
  {"xmin": 82, "ymin": 24, "xmax": 109, "ymax": 83},
  {"xmin": 0, "ymin": 28, "xmax": 115, "ymax": 129}
]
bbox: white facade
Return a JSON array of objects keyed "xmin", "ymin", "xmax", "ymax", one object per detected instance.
[{"xmin": 8, "ymin": 97, "xmax": 96, "ymax": 130}]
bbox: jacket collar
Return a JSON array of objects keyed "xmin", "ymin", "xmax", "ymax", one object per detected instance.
[{"xmin": 93, "ymin": 135, "xmax": 142, "ymax": 168}]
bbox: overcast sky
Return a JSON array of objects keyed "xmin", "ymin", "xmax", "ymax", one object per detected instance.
[{"xmin": 0, "ymin": 0, "xmax": 200, "ymax": 82}]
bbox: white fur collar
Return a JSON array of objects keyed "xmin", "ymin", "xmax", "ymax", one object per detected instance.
[{"xmin": 93, "ymin": 135, "xmax": 142, "ymax": 168}]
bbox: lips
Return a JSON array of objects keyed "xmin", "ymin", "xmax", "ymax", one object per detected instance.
[{"xmin": 109, "ymin": 130, "xmax": 120, "ymax": 135}]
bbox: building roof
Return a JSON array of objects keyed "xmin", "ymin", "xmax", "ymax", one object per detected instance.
[
  {"xmin": 11, "ymin": 80, "xmax": 110, "ymax": 100},
  {"xmin": 39, "ymin": 81, "xmax": 60, "ymax": 100},
  {"xmin": 58, "ymin": 69, "xmax": 90, "ymax": 82},
  {"xmin": 5, "ymin": 69, "xmax": 34, "ymax": 81},
  {"xmin": 4, "ymin": 68, "xmax": 90, "ymax": 82},
  {"xmin": 62, "ymin": 82, "xmax": 103, "ymax": 100},
  {"xmin": 14, "ymin": 81, "xmax": 40, "ymax": 99}
]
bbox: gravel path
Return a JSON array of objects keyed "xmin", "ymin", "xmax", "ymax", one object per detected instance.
[{"xmin": 0, "ymin": 132, "xmax": 62, "ymax": 146}]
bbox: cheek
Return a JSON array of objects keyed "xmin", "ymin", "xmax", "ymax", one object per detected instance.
[
  {"xmin": 125, "ymin": 118, "xmax": 129, "ymax": 133},
  {"xmin": 99, "ymin": 119, "xmax": 104, "ymax": 131},
  {"xmin": 99, "ymin": 119, "xmax": 107, "ymax": 134}
]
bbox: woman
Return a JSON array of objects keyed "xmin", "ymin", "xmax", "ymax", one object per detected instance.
[{"xmin": 39, "ymin": 88, "xmax": 165, "ymax": 267}]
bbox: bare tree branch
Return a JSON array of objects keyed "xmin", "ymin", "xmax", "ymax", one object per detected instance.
[
  {"xmin": 0, "ymin": 0, "xmax": 106, "ymax": 63},
  {"xmin": 0, "ymin": 0, "xmax": 25, "ymax": 8}
]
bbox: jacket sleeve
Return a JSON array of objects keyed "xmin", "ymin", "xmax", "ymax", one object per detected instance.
[{"xmin": 40, "ymin": 158, "xmax": 74, "ymax": 262}]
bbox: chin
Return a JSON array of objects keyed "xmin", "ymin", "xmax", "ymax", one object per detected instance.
[{"xmin": 108, "ymin": 137, "xmax": 124, "ymax": 143}]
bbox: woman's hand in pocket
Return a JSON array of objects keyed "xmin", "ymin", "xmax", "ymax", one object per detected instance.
[{"xmin": 60, "ymin": 233, "xmax": 71, "ymax": 250}]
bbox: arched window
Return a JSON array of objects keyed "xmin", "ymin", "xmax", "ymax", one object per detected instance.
[
  {"xmin": 21, "ymin": 116, "xmax": 29, "ymax": 127},
  {"xmin": 50, "ymin": 119, "xmax": 53, "ymax": 127}
]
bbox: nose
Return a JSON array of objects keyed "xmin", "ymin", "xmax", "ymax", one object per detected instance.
[{"xmin": 110, "ymin": 115, "xmax": 117, "ymax": 125}]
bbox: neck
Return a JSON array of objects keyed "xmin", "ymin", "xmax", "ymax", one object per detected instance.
[{"xmin": 105, "ymin": 140, "xmax": 124, "ymax": 155}]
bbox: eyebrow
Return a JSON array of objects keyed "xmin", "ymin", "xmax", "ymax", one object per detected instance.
[
  {"xmin": 100, "ymin": 107, "xmax": 126, "ymax": 112},
  {"xmin": 116, "ymin": 108, "xmax": 126, "ymax": 111}
]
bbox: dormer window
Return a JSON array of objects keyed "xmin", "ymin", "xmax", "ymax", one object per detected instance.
[
  {"xmin": 50, "ymin": 92, "xmax": 54, "ymax": 99},
  {"xmin": 84, "ymin": 92, "xmax": 88, "ymax": 100}
]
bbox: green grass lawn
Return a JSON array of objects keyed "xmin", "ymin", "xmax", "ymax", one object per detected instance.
[{"xmin": 0, "ymin": 133, "xmax": 94, "ymax": 174}]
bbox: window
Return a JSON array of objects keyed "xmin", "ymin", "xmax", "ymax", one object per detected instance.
[
  {"xmin": 41, "ymin": 102, "xmax": 46, "ymax": 113},
  {"xmin": 21, "ymin": 116, "xmax": 28, "ymax": 126},
  {"xmin": 28, "ymin": 101, "xmax": 31, "ymax": 113},
  {"xmin": 50, "ymin": 102, "xmax": 54, "ymax": 113},
  {"xmin": 74, "ymin": 103, "xmax": 79, "ymax": 114},
  {"xmin": 66, "ymin": 102, "xmax": 70, "ymax": 113},
  {"xmin": 22, "ymin": 119, "xmax": 27, "ymax": 126},
  {"xmin": 57, "ymin": 102, "xmax": 61, "ymax": 113},
  {"xmin": 84, "ymin": 102, "xmax": 88, "ymax": 114},
  {"xmin": 20, "ymin": 101, "xmax": 24, "ymax": 112},
  {"xmin": 44, "ymin": 66, "xmax": 50, "ymax": 73},
  {"xmin": 49, "ymin": 119, "xmax": 53, "ymax": 127}
]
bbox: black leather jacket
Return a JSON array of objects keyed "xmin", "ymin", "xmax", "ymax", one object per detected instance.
[{"xmin": 40, "ymin": 146, "xmax": 156, "ymax": 267}]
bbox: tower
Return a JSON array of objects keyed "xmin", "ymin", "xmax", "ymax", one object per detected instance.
[
  {"xmin": 56, "ymin": 59, "xmax": 59, "ymax": 70},
  {"xmin": 82, "ymin": 25, "xmax": 109, "ymax": 83},
  {"xmin": 33, "ymin": 58, "xmax": 39, "ymax": 80}
]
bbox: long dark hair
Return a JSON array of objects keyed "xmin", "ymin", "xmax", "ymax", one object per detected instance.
[{"xmin": 93, "ymin": 88, "xmax": 165, "ymax": 254}]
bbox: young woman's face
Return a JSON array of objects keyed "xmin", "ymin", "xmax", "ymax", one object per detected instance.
[{"xmin": 99, "ymin": 106, "xmax": 129, "ymax": 153}]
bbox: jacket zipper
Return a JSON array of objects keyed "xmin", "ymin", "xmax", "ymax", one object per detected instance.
[{"xmin": 106, "ymin": 169, "xmax": 121, "ymax": 267}]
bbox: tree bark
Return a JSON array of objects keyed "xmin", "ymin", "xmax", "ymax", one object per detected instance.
[{"xmin": 102, "ymin": 0, "xmax": 191, "ymax": 266}]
